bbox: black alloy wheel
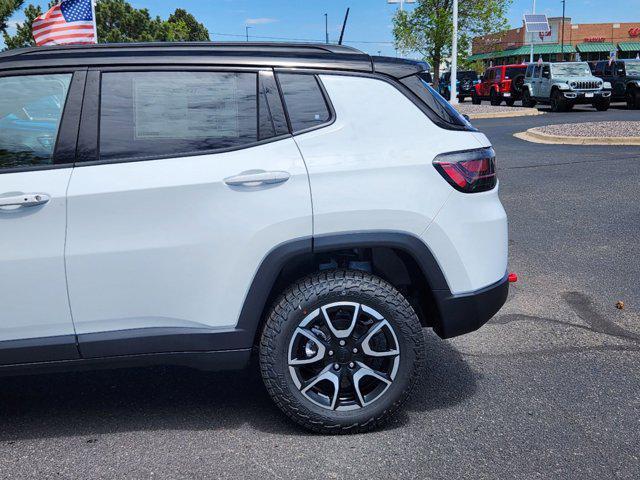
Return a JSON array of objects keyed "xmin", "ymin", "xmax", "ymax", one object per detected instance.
[{"xmin": 260, "ymin": 270, "xmax": 425, "ymax": 434}]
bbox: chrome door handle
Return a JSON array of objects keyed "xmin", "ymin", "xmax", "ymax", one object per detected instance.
[
  {"xmin": 224, "ymin": 170, "xmax": 291, "ymax": 187},
  {"xmin": 0, "ymin": 193, "xmax": 51, "ymax": 208}
]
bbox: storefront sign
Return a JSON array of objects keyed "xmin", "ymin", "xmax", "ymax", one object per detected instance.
[
  {"xmin": 584, "ymin": 36, "xmax": 606, "ymax": 42},
  {"xmin": 629, "ymin": 28, "xmax": 640, "ymax": 38}
]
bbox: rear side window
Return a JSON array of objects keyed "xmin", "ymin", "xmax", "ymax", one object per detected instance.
[
  {"xmin": 99, "ymin": 71, "xmax": 286, "ymax": 162},
  {"xmin": 0, "ymin": 73, "xmax": 71, "ymax": 170},
  {"xmin": 401, "ymin": 73, "xmax": 471, "ymax": 129},
  {"xmin": 277, "ymin": 73, "xmax": 331, "ymax": 133},
  {"xmin": 505, "ymin": 67, "xmax": 524, "ymax": 79}
]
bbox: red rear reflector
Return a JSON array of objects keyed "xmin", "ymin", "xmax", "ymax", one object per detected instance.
[
  {"xmin": 433, "ymin": 148, "xmax": 497, "ymax": 193},
  {"xmin": 508, "ymin": 273, "xmax": 518, "ymax": 283}
]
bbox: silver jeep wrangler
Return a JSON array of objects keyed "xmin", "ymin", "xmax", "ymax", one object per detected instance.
[{"xmin": 522, "ymin": 61, "xmax": 612, "ymax": 112}]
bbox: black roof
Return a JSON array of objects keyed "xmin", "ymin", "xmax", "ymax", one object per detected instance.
[{"xmin": 0, "ymin": 42, "xmax": 429, "ymax": 79}]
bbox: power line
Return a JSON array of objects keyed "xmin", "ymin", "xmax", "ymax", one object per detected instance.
[{"xmin": 210, "ymin": 31, "xmax": 393, "ymax": 45}]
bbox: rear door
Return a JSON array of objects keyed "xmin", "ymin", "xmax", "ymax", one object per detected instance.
[
  {"xmin": 539, "ymin": 64, "xmax": 552, "ymax": 98},
  {"xmin": 66, "ymin": 68, "xmax": 312, "ymax": 357},
  {"xmin": 0, "ymin": 70, "xmax": 85, "ymax": 364}
]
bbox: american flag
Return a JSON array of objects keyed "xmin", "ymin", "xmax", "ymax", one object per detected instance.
[{"xmin": 32, "ymin": 0, "xmax": 97, "ymax": 47}]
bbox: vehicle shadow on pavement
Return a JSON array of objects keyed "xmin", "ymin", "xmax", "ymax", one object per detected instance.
[{"xmin": 0, "ymin": 332, "xmax": 476, "ymax": 441}]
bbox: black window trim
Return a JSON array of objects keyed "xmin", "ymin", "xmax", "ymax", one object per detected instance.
[
  {"xmin": 75, "ymin": 66, "xmax": 294, "ymax": 168},
  {"xmin": 274, "ymin": 67, "xmax": 475, "ymax": 132},
  {"xmin": 274, "ymin": 70, "xmax": 337, "ymax": 136},
  {"xmin": 0, "ymin": 67, "xmax": 86, "ymax": 175}
]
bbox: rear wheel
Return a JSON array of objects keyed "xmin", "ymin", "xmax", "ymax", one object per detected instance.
[
  {"xmin": 490, "ymin": 89, "xmax": 501, "ymax": 106},
  {"xmin": 471, "ymin": 92, "xmax": 481, "ymax": 105},
  {"xmin": 259, "ymin": 270, "xmax": 425, "ymax": 434},
  {"xmin": 626, "ymin": 89, "xmax": 640, "ymax": 109},
  {"xmin": 505, "ymin": 98, "xmax": 516, "ymax": 107}
]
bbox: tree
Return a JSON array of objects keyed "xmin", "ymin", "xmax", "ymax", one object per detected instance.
[
  {"xmin": 2, "ymin": 2, "xmax": 44, "ymax": 49},
  {"xmin": 0, "ymin": 0, "xmax": 24, "ymax": 33},
  {"xmin": 3, "ymin": 0, "xmax": 209, "ymax": 49},
  {"xmin": 167, "ymin": 8, "xmax": 209, "ymax": 41},
  {"xmin": 393, "ymin": 0, "xmax": 510, "ymax": 86}
]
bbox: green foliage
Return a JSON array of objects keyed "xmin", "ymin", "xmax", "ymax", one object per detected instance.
[
  {"xmin": 0, "ymin": 0, "xmax": 23, "ymax": 33},
  {"xmin": 2, "ymin": 2, "xmax": 41, "ymax": 49},
  {"xmin": 393, "ymin": 0, "xmax": 510, "ymax": 85},
  {"xmin": 2, "ymin": 0, "xmax": 209, "ymax": 49},
  {"xmin": 96, "ymin": 0, "xmax": 209, "ymax": 43}
]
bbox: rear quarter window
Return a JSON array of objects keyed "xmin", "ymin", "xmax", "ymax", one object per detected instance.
[
  {"xmin": 401, "ymin": 74, "xmax": 472, "ymax": 129},
  {"xmin": 277, "ymin": 73, "xmax": 332, "ymax": 133}
]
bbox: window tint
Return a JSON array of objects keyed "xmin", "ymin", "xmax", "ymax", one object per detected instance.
[
  {"xmin": 0, "ymin": 74, "xmax": 71, "ymax": 170},
  {"xmin": 401, "ymin": 74, "xmax": 472, "ymax": 129},
  {"xmin": 277, "ymin": 73, "xmax": 331, "ymax": 133},
  {"xmin": 505, "ymin": 67, "xmax": 524, "ymax": 79},
  {"xmin": 99, "ymin": 71, "xmax": 284, "ymax": 161}
]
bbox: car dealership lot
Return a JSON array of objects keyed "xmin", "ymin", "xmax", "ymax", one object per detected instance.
[{"xmin": 1, "ymin": 107, "xmax": 638, "ymax": 480}]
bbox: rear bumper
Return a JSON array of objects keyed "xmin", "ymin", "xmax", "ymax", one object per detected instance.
[{"xmin": 432, "ymin": 273, "xmax": 509, "ymax": 339}]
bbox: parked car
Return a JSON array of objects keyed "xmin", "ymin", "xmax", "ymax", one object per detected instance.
[
  {"xmin": 472, "ymin": 64, "xmax": 527, "ymax": 106},
  {"xmin": 0, "ymin": 42, "xmax": 509, "ymax": 434},
  {"xmin": 592, "ymin": 59, "xmax": 640, "ymax": 109},
  {"xmin": 522, "ymin": 61, "xmax": 612, "ymax": 111},
  {"xmin": 438, "ymin": 70, "xmax": 480, "ymax": 102}
]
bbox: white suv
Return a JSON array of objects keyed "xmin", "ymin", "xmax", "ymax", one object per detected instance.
[{"xmin": 0, "ymin": 43, "xmax": 508, "ymax": 433}]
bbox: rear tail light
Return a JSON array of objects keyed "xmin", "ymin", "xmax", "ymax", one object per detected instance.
[{"xmin": 433, "ymin": 147, "xmax": 497, "ymax": 193}]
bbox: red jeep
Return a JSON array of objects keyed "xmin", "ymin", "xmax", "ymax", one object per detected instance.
[{"xmin": 472, "ymin": 64, "xmax": 527, "ymax": 106}]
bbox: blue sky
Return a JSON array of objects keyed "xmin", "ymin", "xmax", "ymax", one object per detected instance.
[{"xmin": 2, "ymin": 0, "xmax": 636, "ymax": 55}]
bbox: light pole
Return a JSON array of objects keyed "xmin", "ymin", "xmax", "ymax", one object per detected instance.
[
  {"xmin": 324, "ymin": 13, "xmax": 329, "ymax": 43},
  {"xmin": 560, "ymin": 0, "xmax": 566, "ymax": 61},
  {"xmin": 450, "ymin": 0, "xmax": 458, "ymax": 104},
  {"xmin": 530, "ymin": 0, "xmax": 536, "ymax": 63},
  {"xmin": 245, "ymin": 26, "xmax": 251, "ymax": 42}
]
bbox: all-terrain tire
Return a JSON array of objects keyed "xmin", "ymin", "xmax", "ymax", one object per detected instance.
[
  {"xmin": 522, "ymin": 89, "xmax": 536, "ymax": 108},
  {"xmin": 259, "ymin": 269, "xmax": 425, "ymax": 434},
  {"xmin": 490, "ymin": 89, "xmax": 502, "ymax": 106},
  {"xmin": 626, "ymin": 88, "xmax": 640, "ymax": 109}
]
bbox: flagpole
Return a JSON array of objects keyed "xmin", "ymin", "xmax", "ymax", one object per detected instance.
[{"xmin": 91, "ymin": 0, "xmax": 98, "ymax": 43}]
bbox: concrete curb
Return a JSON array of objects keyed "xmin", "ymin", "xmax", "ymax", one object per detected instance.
[
  {"xmin": 463, "ymin": 109, "xmax": 543, "ymax": 120},
  {"xmin": 514, "ymin": 128, "xmax": 640, "ymax": 145}
]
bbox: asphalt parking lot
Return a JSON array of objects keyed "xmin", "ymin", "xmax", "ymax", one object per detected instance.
[{"xmin": 1, "ymin": 105, "xmax": 639, "ymax": 480}]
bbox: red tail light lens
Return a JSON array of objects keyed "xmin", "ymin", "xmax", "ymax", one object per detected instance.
[{"xmin": 433, "ymin": 147, "xmax": 497, "ymax": 193}]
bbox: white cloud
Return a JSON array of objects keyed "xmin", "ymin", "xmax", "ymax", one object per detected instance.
[{"xmin": 245, "ymin": 18, "xmax": 278, "ymax": 25}]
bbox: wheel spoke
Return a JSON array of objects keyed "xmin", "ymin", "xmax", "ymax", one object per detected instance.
[
  {"xmin": 300, "ymin": 364, "xmax": 341, "ymax": 410},
  {"xmin": 360, "ymin": 319, "xmax": 399, "ymax": 358},
  {"xmin": 288, "ymin": 328, "xmax": 326, "ymax": 366},
  {"xmin": 352, "ymin": 362, "xmax": 392, "ymax": 407},
  {"xmin": 321, "ymin": 302, "xmax": 360, "ymax": 339}
]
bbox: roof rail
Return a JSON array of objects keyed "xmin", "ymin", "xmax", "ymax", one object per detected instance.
[{"xmin": 0, "ymin": 41, "xmax": 365, "ymax": 60}]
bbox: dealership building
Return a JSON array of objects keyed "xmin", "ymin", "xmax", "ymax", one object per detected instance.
[{"xmin": 469, "ymin": 18, "xmax": 640, "ymax": 66}]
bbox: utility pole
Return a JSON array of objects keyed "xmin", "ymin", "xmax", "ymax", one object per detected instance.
[
  {"xmin": 324, "ymin": 13, "xmax": 329, "ymax": 43},
  {"xmin": 560, "ymin": 0, "xmax": 566, "ymax": 61},
  {"xmin": 450, "ymin": 0, "xmax": 458, "ymax": 104},
  {"xmin": 245, "ymin": 26, "xmax": 251, "ymax": 42},
  {"xmin": 530, "ymin": 0, "xmax": 536, "ymax": 63}
]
